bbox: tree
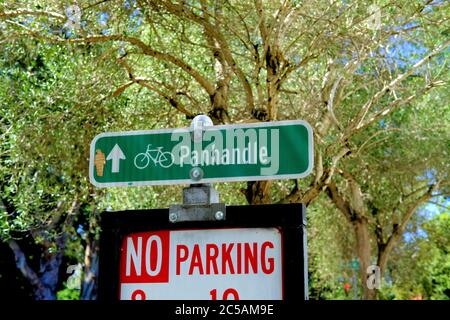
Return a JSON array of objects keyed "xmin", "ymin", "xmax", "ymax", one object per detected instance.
[
  {"xmin": 0, "ymin": 39, "xmax": 108, "ymax": 299},
  {"xmin": 1, "ymin": 0, "xmax": 449, "ymax": 299},
  {"xmin": 2, "ymin": 0, "xmax": 447, "ymax": 202},
  {"xmin": 381, "ymin": 210, "xmax": 450, "ymax": 300},
  {"xmin": 325, "ymin": 77, "xmax": 449, "ymax": 299}
]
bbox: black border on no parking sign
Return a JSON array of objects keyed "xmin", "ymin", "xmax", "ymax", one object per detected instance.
[{"xmin": 98, "ymin": 203, "xmax": 307, "ymax": 302}]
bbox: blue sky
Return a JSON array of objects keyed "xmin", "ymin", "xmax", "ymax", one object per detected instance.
[{"xmin": 403, "ymin": 196, "xmax": 449, "ymax": 242}]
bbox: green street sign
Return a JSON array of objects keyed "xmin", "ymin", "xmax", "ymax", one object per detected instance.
[{"xmin": 89, "ymin": 120, "xmax": 313, "ymax": 187}]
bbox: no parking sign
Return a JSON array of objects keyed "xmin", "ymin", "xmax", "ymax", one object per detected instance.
[
  {"xmin": 98, "ymin": 204, "xmax": 307, "ymax": 301},
  {"xmin": 119, "ymin": 228, "xmax": 283, "ymax": 300}
]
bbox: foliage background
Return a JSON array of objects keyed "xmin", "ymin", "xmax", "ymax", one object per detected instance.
[{"xmin": 0, "ymin": 0, "xmax": 448, "ymax": 300}]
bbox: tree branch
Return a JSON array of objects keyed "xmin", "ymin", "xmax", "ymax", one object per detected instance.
[
  {"xmin": 354, "ymin": 80, "xmax": 443, "ymax": 135},
  {"xmin": 0, "ymin": 9, "xmax": 65, "ymax": 20},
  {"xmin": 351, "ymin": 38, "xmax": 450, "ymax": 132},
  {"xmin": 114, "ymin": 57, "xmax": 195, "ymax": 117},
  {"xmin": 8, "ymin": 239, "xmax": 43, "ymax": 289},
  {"xmin": 158, "ymin": 1, "xmax": 255, "ymax": 115},
  {"xmin": 135, "ymin": 78, "xmax": 195, "ymax": 118},
  {"xmin": 4, "ymin": 20, "xmax": 216, "ymax": 97},
  {"xmin": 428, "ymin": 200, "xmax": 450, "ymax": 210},
  {"xmin": 378, "ymin": 181, "xmax": 441, "ymax": 271},
  {"xmin": 326, "ymin": 181, "xmax": 354, "ymax": 222}
]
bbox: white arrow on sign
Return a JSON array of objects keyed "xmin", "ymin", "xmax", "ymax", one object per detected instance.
[{"xmin": 107, "ymin": 144, "xmax": 126, "ymax": 173}]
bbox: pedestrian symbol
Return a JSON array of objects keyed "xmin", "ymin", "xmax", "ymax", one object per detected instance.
[{"xmin": 94, "ymin": 149, "xmax": 106, "ymax": 177}]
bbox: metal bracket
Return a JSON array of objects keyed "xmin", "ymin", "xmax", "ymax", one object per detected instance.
[{"xmin": 169, "ymin": 184, "xmax": 226, "ymax": 223}]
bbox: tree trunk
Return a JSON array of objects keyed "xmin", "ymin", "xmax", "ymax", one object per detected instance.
[
  {"xmin": 326, "ymin": 182, "xmax": 378, "ymax": 299},
  {"xmin": 8, "ymin": 239, "xmax": 63, "ymax": 300},
  {"xmin": 352, "ymin": 216, "xmax": 376, "ymax": 300},
  {"xmin": 265, "ymin": 46, "xmax": 282, "ymax": 120},
  {"xmin": 80, "ymin": 239, "xmax": 99, "ymax": 300},
  {"xmin": 38, "ymin": 245, "xmax": 63, "ymax": 300},
  {"xmin": 4, "ymin": 199, "xmax": 79, "ymax": 300},
  {"xmin": 244, "ymin": 180, "xmax": 272, "ymax": 204}
]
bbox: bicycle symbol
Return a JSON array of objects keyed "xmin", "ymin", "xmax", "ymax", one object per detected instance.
[{"xmin": 134, "ymin": 144, "xmax": 174, "ymax": 169}]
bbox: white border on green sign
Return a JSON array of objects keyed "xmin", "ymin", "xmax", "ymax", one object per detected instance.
[{"xmin": 89, "ymin": 120, "xmax": 314, "ymax": 188}]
